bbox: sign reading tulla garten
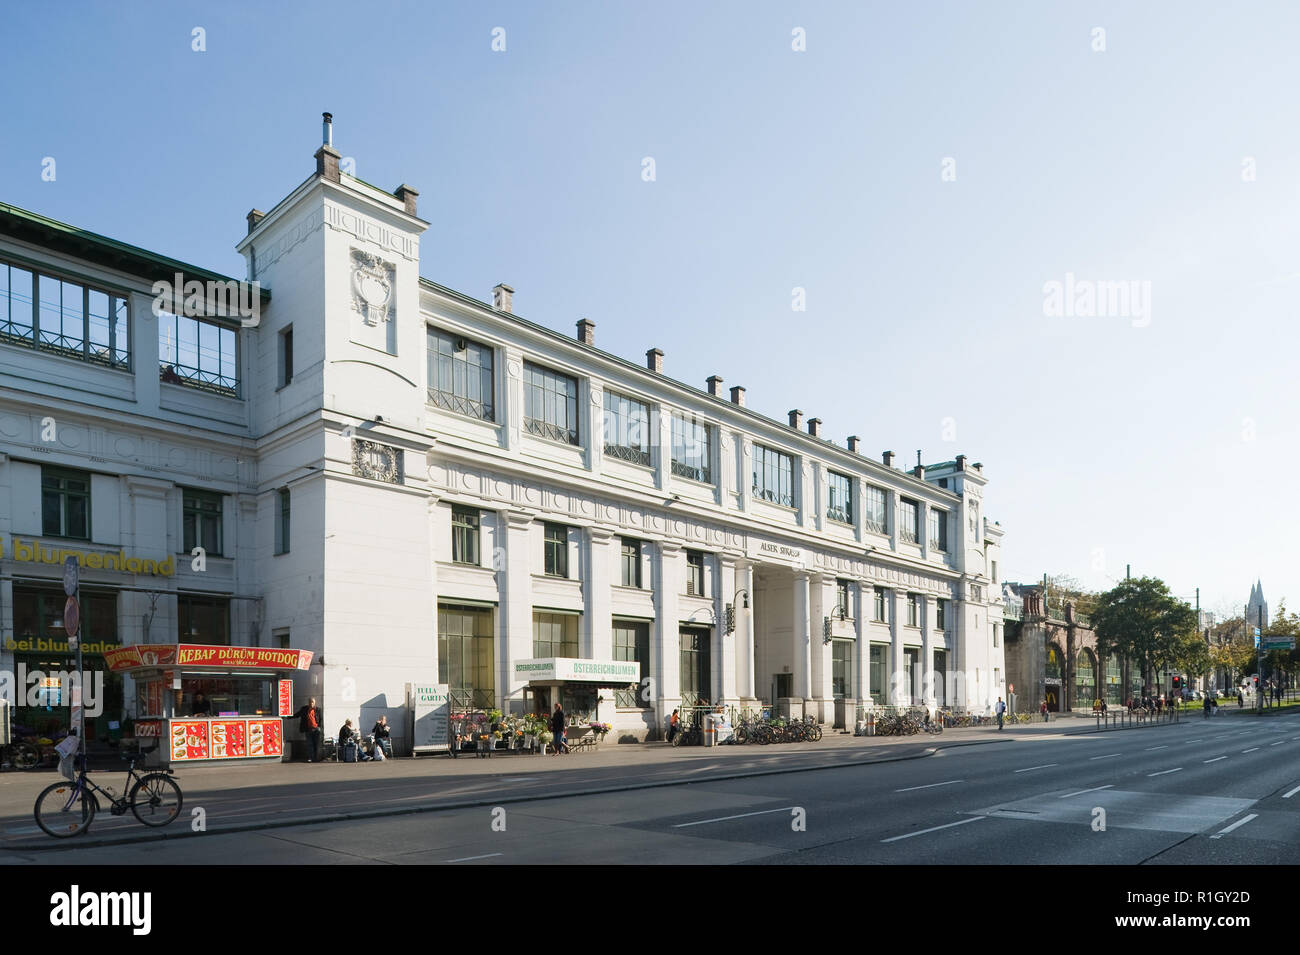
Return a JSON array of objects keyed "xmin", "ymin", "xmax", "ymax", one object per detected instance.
[{"xmin": 513, "ymin": 658, "xmax": 640, "ymax": 684}]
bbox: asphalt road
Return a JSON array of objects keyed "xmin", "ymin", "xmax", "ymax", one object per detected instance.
[{"xmin": 4, "ymin": 713, "xmax": 1296, "ymax": 865}]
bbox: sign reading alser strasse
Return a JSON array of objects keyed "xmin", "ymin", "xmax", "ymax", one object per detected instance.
[{"xmin": 513, "ymin": 658, "xmax": 639, "ymax": 684}]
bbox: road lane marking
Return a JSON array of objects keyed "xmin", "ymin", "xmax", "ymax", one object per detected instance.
[
  {"xmin": 1185, "ymin": 739, "xmax": 1202, "ymax": 743},
  {"xmin": 1145, "ymin": 745, "xmax": 1169, "ymax": 751},
  {"xmin": 1242, "ymin": 748, "xmax": 1259, "ymax": 753},
  {"xmin": 1283, "ymin": 784, "xmax": 1300, "ymax": 799},
  {"xmin": 1014, "ymin": 764, "xmax": 1058, "ymax": 773},
  {"xmin": 1270, "ymin": 740, "xmax": 1286, "ymax": 746},
  {"xmin": 1090, "ymin": 753, "xmax": 1122, "ymax": 760},
  {"xmin": 895, "ymin": 780, "xmax": 964, "ymax": 793},
  {"xmin": 1148, "ymin": 768, "xmax": 1182, "ymax": 777},
  {"xmin": 1210, "ymin": 814, "xmax": 1258, "ymax": 840},
  {"xmin": 444, "ymin": 853, "xmax": 503, "ymax": 863},
  {"xmin": 1059, "ymin": 785, "xmax": 1113, "ymax": 799},
  {"xmin": 673, "ymin": 806, "xmax": 797, "ymax": 828},
  {"xmin": 1203, "ymin": 756, "xmax": 1228, "ymax": 763},
  {"xmin": 880, "ymin": 816, "xmax": 984, "ymax": 843}
]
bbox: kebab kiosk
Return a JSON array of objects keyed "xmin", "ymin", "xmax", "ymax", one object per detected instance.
[{"xmin": 105, "ymin": 644, "xmax": 313, "ymax": 766}]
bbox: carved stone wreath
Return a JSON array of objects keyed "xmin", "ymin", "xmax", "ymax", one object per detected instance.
[
  {"xmin": 350, "ymin": 249, "xmax": 395, "ymax": 326},
  {"xmin": 352, "ymin": 439, "xmax": 403, "ymax": 484}
]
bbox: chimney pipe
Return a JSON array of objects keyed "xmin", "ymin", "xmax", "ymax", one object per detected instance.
[
  {"xmin": 847, "ymin": 435, "xmax": 861, "ymax": 454},
  {"xmin": 314, "ymin": 112, "xmax": 341, "ymax": 183},
  {"xmin": 914, "ymin": 463, "xmax": 926, "ymax": 479},
  {"xmin": 729, "ymin": 385, "xmax": 746, "ymax": 407},
  {"xmin": 322, "ymin": 112, "xmax": 333, "ymax": 146},
  {"xmin": 788, "ymin": 409, "xmax": 804, "ymax": 430},
  {"xmin": 956, "ymin": 454, "xmax": 967, "ymax": 471},
  {"xmin": 706, "ymin": 375, "xmax": 724, "ymax": 397},
  {"xmin": 646, "ymin": 348, "xmax": 664, "ymax": 373},
  {"xmin": 393, "ymin": 184, "xmax": 419, "ymax": 216},
  {"xmin": 492, "ymin": 283, "xmax": 514, "ymax": 313},
  {"xmin": 807, "ymin": 417, "xmax": 822, "ymax": 438},
  {"xmin": 246, "ymin": 209, "xmax": 265, "ymax": 234},
  {"xmin": 882, "ymin": 451, "xmax": 895, "ymax": 468},
  {"xmin": 576, "ymin": 319, "xmax": 596, "ymax": 345}
]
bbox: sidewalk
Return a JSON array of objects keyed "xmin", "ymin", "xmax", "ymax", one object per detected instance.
[{"xmin": 0, "ymin": 715, "xmax": 1169, "ymax": 852}]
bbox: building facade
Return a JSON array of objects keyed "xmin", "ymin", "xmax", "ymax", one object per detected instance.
[{"xmin": 0, "ymin": 120, "xmax": 1007, "ymax": 750}]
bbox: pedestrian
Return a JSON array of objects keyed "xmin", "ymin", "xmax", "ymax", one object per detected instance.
[
  {"xmin": 1237, "ymin": 689, "xmax": 1243, "ymax": 708},
  {"xmin": 995, "ymin": 696, "xmax": 1006, "ymax": 730},
  {"xmin": 1202, "ymin": 695, "xmax": 1212, "ymax": 719},
  {"xmin": 1040, "ymin": 699, "xmax": 1049, "ymax": 722},
  {"xmin": 291, "ymin": 697, "xmax": 323, "ymax": 762},
  {"xmin": 551, "ymin": 702, "xmax": 568, "ymax": 755},
  {"xmin": 667, "ymin": 708, "xmax": 680, "ymax": 743}
]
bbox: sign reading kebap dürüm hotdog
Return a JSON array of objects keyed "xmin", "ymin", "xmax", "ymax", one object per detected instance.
[{"xmin": 105, "ymin": 644, "xmax": 313, "ymax": 672}]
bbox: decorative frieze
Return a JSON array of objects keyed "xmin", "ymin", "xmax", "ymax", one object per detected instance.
[{"xmin": 352, "ymin": 439, "xmax": 404, "ymax": 484}]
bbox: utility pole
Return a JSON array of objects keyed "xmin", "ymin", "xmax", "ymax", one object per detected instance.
[{"xmin": 1256, "ymin": 605, "xmax": 1264, "ymax": 714}]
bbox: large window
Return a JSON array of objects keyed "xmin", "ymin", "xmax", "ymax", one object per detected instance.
[
  {"xmin": 869, "ymin": 644, "xmax": 887, "ymax": 701},
  {"xmin": 907, "ymin": 594, "xmax": 921, "ymax": 627},
  {"xmin": 603, "ymin": 391, "xmax": 651, "ymax": 466},
  {"xmin": 827, "ymin": 471, "xmax": 853, "ymax": 524},
  {"xmin": 1076, "ymin": 649, "xmax": 1096, "ymax": 705},
  {"xmin": 1104, "ymin": 655, "xmax": 1123, "ymax": 705},
  {"xmin": 898, "ymin": 498, "xmax": 919, "ymax": 544},
  {"xmin": 935, "ymin": 598, "xmax": 947, "ymax": 633},
  {"xmin": 178, "ymin": 595, "xmax": 230, "ymax": 645},
  {"xmin": 835, "ymin": 579, "xmax": 851, "ymax": 617},
  {"xmin": 0, "ymin": 260, "xmax": 130, "ymax": 369},
  {"xmin": 832, "ymin": 640, "xmax": 852, "ymax": 699},
  {"xmin": 613, "ymin": 619, "xmax": 650, "ymax": 708},
  {"xmin": 670, "ymin": 414, "xmax": 712, "ymax": 484},
  {"xmin": 523, "ymin": 361, "xmax": 579, "ymax": 444},
  {"xmin": 934, "ymin": 650, "xmax": 948, "ymax": 705},
  {"xmin": 183, "ymin": 489, "xmax": 223, "ymax": 556},
  {"xmin": 428, "ymin": 327, "xmax": 494, "ymax": 421},
  {"xmin": 41, "ymin": 467, "xmax": 90, "ymax": 539},
  {"xmin": 679, "ymin": 627, "xmax": 711, "ymax": 706},
  {"xmin": 158, "ymin": 311, "xmax": 239, "ymax": 396},
  {"xmin": 929, "ymin": 508, "xmax": 948, "ymax": 551},
  {"xmin": 544, "ymin": 523, "xmax": 569, "ymax": 578},
  {"xmin": 620, "ymin": 538, "xmax": 642, "ymax": 588},
  {"xmin": 874, "ymin": 588, "xmax": 887, "ymax": 622},
  {"xmin": 439, "ymin": 605, "xmax": 495, "ymax": 709},
  {"xmin": 752, "ymin": 444, "xmax": 794, "ymax": 507},
  {"xmin": 864, "ymin": 485, "xmax": 887, "ymax": 535},
  {"xmin": 274, "ymin": 488, "xmax": 290, "ymax": 555},
  {"xmin": 451, "ymin": 506, "xmax": 481, "ymax": 565},
  {"xmin": 685, "ymin": 550, "xmax": 705, "ymax": 597},
  {"xmin": 533, "ymin": 611, "xmax": 578, "ymax": 657}
]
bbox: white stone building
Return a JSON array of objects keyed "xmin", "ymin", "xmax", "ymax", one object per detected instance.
[{"xmin": 0, "ymin": 118, "xmax": 1006, "ymax": 750}]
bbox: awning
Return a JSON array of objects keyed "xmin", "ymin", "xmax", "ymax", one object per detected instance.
[
  {"xmin": 513, "ymin": 657, "xmax": 638, "ymax": 685},
  {"xmin": 105, "ymin": 644, "xmax": 313, "ymax": 673}
]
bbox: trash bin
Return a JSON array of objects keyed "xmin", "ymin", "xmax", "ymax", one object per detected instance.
[{"xmin": 703, "ymin": 714, "xmax": 718, "ymax": 747}]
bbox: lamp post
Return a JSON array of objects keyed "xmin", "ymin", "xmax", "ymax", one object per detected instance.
[{"xmin": 724, "ymin": 589, "xmax": 750, "ymax": 635}]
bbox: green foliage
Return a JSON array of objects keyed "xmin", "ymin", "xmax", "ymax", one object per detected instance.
[{"xmin": 1092, "ymin": 576, "xmax": 1198, "ymax": 684}]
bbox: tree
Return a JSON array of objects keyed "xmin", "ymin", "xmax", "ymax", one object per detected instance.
[
  {"xmin": 1172, "ymin": 629, "xmax": 1212, "ymax": 679},
  {"xmin": 1045, "ymin": 574, "xmax": 1099, "ymax": 619},
  {"xmin": 1091, "ymin": 576, "xmax": 1198, "ymax": 690}
]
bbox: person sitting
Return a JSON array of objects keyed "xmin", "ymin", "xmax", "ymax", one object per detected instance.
[
  {"xmin": 339, "ymin": 719, "xmax": 371, "ymax": 761},
  {"xmin": 371, "ymin": 715, "xmax": 392, "ymax": 759},
  {"xmin": 667, "ymin": 709, "xmax": 680, "ymax": 743},
  {"xmin": 191, "ymin": 692, "xmax": 213, "ymax": 717}
]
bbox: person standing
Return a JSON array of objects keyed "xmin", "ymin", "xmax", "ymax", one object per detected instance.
[
  {"xmin": 291, "ymin": 697, "xmax": 323, "ymax": 762},
  {"xmin": 667, "ymin": 709, "xmax": 680, "ymax": 743},
  {"xmin": 1237, "ymin": 689, "xmax": 1244, "ymax": 708},
  {"xmin": 1040, "ymin": 699, "xmax": 1049, "ymax": 722},
  {"xmin": 550, "ymin": 702, "xmax": 568, "ymax": 755},
  {"xmin": 994, "ymin": 696, "xmax": 1006, "ymax": 731}
]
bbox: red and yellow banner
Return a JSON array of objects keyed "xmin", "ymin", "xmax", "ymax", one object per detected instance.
[{"xmin": 107, "ymin": 644, "xmax": 312, "ymax": 672}]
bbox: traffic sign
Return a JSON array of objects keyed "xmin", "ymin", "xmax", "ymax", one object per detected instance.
[
  {"xmin": 62, "ymin": 556, "xmax": 79, "ymax": 596},
  {"xmin": 62, "ymin": 597, "xmax": 80, "ymax": 639},
  {"xmin": 1261, "ymin": 636, "xmax": 1296, "ymax": 651}
]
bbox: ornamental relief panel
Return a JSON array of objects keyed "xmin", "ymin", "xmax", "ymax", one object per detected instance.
[{"xmin": 352, "ymin": 439, "xmax": 403, "ymax": 485}]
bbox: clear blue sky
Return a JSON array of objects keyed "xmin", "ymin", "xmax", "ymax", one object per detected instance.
[{"xmin": 3, "ymin": 1, "xmax": 1296, "ymax": 617}]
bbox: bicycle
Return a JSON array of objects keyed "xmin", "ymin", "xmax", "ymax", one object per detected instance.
[
  {"xmin": 33, "ymin": 742, "xmax": 182, "ymax": 838},
  {"xmin": 1, "ymin": 739, "xmax": 43, "ymax": 770}
]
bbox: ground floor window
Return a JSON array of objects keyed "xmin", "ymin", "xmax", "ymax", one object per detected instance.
[
  {"xmin": 933, "ymin": 649, "xmax": 948, "ymax": 705},
  {"xmin": 831, "ymin": 639, "xmax": 852, "ymax": 699},
  {"xmin": 1104, "ymin": 655, "xmax": 1123, "ymax": 705},
  {"xmin": 869, "ymin": 644, "xmax": 887, "ymax": 702},
  {"xmin": 612, "ymin": 618, "xmax": 650, "ymax": 708},
  {"xmin": 679, "ymin": 627, "xmax": 711, "ymax": 707},
  {"xmin": 1076, "ymin": 649, "xmax": 1096, "ymax": 706},
  {"xmin": 904, "ymin": 647, "xmax": 920, "ymax": 704},
  {"xmin": 439, "ymin": 604, "xmax": 495, "ymax": 709},
  {"xmin": 533, "ymin": 611, "xmax": 579, "ymax": 658}
]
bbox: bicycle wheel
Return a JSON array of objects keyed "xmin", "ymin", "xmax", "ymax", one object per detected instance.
[
  {"xmin": 811, "ymin": 725, "xmax": 822, "ymax": 741},
  {"xmin": 130, "ymin": 773, "xmax": 183, "ymax": 828},
  {"xmin": 14, "ymin": 743, "xmax": 41, "ymax": 770},
  {"xmin": 34, "ymin": 780, "xmax": 96, "ymax": 838}
]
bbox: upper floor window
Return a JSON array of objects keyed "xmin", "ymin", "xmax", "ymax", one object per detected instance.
[
  {"xmin": 544, "ymin": 523, "xmax": 570, "ymax": 578},
  {"xmin": 898, "ymin": 498, "xmax": 919, "ymax": 544},
  {"xmin": 670, "ymin": 414, "xmax": 712, "ymax": 484},
  {"xmin": 41, "ymin": 466, "xmax": 90, "ymax": 540},
  {"xmin": 533, "ymin": 611, "xmax": 578, "ymax": 658},
  {"xmin": 991, "ymin": 560, "xmax": 998, "ymax": 584},
  {"xmin": 929, "ymin": 508, "xmax": 948, "ymax": 552},
  {"xmin": 0, "ymin": 261, "xmax": 130, "ymax": 369},
  {"xmin": 752, "ymin": 444, "xmax": 794, "ymax": 507},
  {"xmin": 428, "ymin": 327, "xmax": 494, "ymax": 421},
  {"xmin": 158, "ymin": 311, "xmax": 239, "ymax": 397},
  {"xmin": 907, "ymin": 593, "xmax": 921, "ymax": 627},
  {"xmin": 451, "ymin": 506, "xmax": 481, "ymax": 565},
  {"xmin": 620, "ymin": 538, "xmax": 642, "ymax": 588},
  {"xmin": 864, "ymin": 485, "xmax": 887, "ymax": 535},
  {"xmin": 873, "ymin": 588, "xmax": 887, "ymax": 622},
  {"xmin": 685, "ymin": 550, "xmax": 705, "ymax": 596},
  {"xmin": 274, "ymin": 488, "xmax": 290, "ymax": 554},
  {"xmin": 524, "ymin": 362, "xmax": 578, "ymax": 445},
  {"xmin": 603, "ymin": 390, "xmax": 652, "ymax": 466},
  {"xmin": 827, "ymin": 471, "xmax": 853, "ymax": 524},
  {"xmin": 936, "ymin": 598, "xmax": 948, "ymax": 632},
  {"xmin": 178, "ymin": 594, "xmax": 230, "ymax": 645},
  {"xmin": 278, "ymin": 326, "xmax": 293, "ymax": 388},
  {"xmin": 183, "ymin": 489, "xmax": 223, "ymax": 557},
  {"xmin": 835, "ymin": 578, "xmax": 851, "ymax": 617}
]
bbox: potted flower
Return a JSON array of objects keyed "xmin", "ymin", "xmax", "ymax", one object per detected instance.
[
  {"xmin": 589, "ymin": 721, "xmax": 612, "ymax": 740},
  {"xmin": 536, "ymin": 730, "xmax": 552, "ymax": 754}
]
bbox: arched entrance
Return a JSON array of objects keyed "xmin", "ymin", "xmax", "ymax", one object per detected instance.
[
  {"xmin": 1103, "ymin": 655, "xmax": 1123, "ymax": 706},
  {"xmin": 1075, "ymin": 648, "xmax": 1096, "ymax": 710},
  {"xmin": 1044, "ymin": 642, "xmax": 1063, "ymax": 713}
]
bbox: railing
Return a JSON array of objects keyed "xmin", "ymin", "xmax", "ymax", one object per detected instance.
[
  {"xmin": 1003, "ymin": 602, "xmax": 1023, "ymax": 621},
  {"xmin": 524, "ymin": 417, "xmax": 579, "ymax": 445},
  {"xmin": 159, "ymin": 361, "xmax": 239, "ymax": 397},
  {"xmin": 826, "ymin": 505, "xmax": 852, "ymax": 525},
  {"xmin": 672, "ymin": 460, "xmax": 711, "ymax": 483},
  {"xmin": 899, "ymin": 528, "xmax": 918, "ymax": 544},
  {"xmin": 1095, "ymin": 703, "xmax": 1182, "ymax": 730},
  {"xmin": 752, "ymin": 485, "xmax": 795, "ymax": 508},
  {"xmin": 604, "ymin": 442, "xmax": 651, "ymax": 467},
  {"xmin": 428, "ymin": 388, "xmax": 493, "ymax": 421},
  {"xmin": 864, "ymin": 518, "xmax": 886, "ymax": 535}
]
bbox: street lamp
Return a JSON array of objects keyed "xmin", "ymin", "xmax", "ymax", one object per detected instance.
[{"xmin": 725, "ymin": 589, "xmax": 750, "ymax": 635}]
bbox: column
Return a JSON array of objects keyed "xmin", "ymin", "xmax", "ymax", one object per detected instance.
[
  {"xmin": 922, "ymin": 595, "xmax": 936, "ymax": 706},
  {"xmin": 501, "ymin": 511, "xmax": 535, "ymax": 712},
  {"xmin": 653, "ymin": 541, "xmax": 683, "ymax": 735},
  {"xmin": 503, "ymin": 347, "xmax": 524, "ymax": 454},
  {"xmin": 887, "ymin": 488, "xmax": 900, "ymax": 553},
  {"xmin": 585, "ymin": 528, "xmax": 615, "ymax": 660},
  {"xmin": 792, "ymin": 570, "xmax": 812, "ymax": 704},
  {"xmin": 808, "ymin": 574, "xmax": 831, "ymax": 720},
  {"xmin": 890, "ymin": 590, "xmax": 906, "ymax": 706},
  {"xmin": 716, "ymin": 556, "xmax": 738, "ymax": 704},
  {"xmin": 919, "ymin": 501, "xmax": 930, "ymax": 560},
  {"xmin": 738, "ymin": 560, "xmax": 756, "ymax": 699},
  {"xmin": 856, "ymin": 581, "xmax": 872, "ymax": 707}
]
